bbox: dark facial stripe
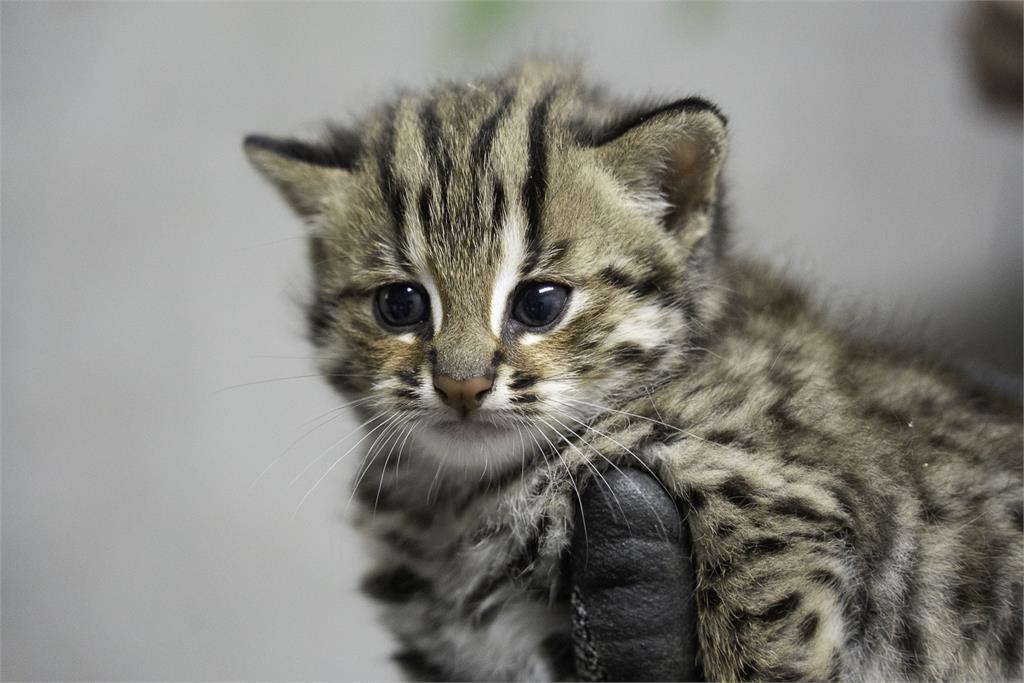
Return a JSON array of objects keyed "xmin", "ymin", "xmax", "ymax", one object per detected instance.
[
  {"xmin": 470, "ymin": 91, "xmax": 512, "ymax": 228},
  {"xmin": 378, "ymin": 108, "xmax": 408, "ymax": 262},
  {"xmin": 396, "ymin": 370, "xmax": 419, "ymax": 387},
  {"xmin": 522, "ymin": 90, "xmax": 555, "ymax": 268},
  {"xmin": 537, "ymin": 239, "xmax": 571, "ymax": 270},
  {"xmin": 491, "ymin": 180, "xmax": 506, "ymax": 232},
  {"xmin": 472, "ymin": 89, "xmax": 514, "ymax": 171},
  {"xmin": 418, "ymin": 185, "xmax": 432, "ymax": 240},
  {"xmin": 419, "ymin": 99, "xmax": 453, "ymax": 235},
  {"xmin": 599, "ymin": 266, "xmax": 634, "ymax": 289},
  {"xmin": 332, "ymin": 285, "xmax": 376, "ymax": 302},
  {"xmin": 508, "ymin": 371, "xmax": 538, "ymax": 391}
]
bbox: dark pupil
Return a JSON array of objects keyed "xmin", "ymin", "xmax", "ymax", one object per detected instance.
[
  {"xmin": 515, "ymin": 284, "xmax": 568, "ymax": 327},
  {"xmin": 379, "ymin": 284, "xmax": 427, "ymax": 327}
]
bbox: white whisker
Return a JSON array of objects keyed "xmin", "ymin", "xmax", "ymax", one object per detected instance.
[
  {"xmin": 555, "ymin": 395, "xmax": 715, "ymax": 448},
  {"xmin": 371, "ymin": 414, "xmax": 420, "ymax": 514},
  {"xmin": 214, "ymin": 372, "xmax": 372, "ymax": 395},
  {"xmin": 349, "ymin": 412, "xmax": 411, "ymax": 500},
  {"xmin": 288, "ymin": 411, "xmax": 386, "ymax": 487},
  {"xmin": 291, "ymin": 413, "xmax": 400, "ymax": 517},
  {"xmin": 540, "ymin": 412, "xmax": 628, "ymax": 522},
  {"xmin": 547, "ymin": 405, "xmax": 675, "ymax": 539},
  {"xmin": 392, "ymin": 416, "xmax": 421, "ymax": 482},
  {"xmin": 528, "ymin": 415, "xmax": 588, "ymax": 548},
  {"xmin": 249, "ymin": 395, "xmax": 377, "ymax": 489},
  {"xmin": 547, "ymin": 399, "xmax": 668, "ymax": 484}
]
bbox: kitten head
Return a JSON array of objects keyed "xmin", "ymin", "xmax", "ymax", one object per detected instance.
[{"xmin": 245, "ymin": 64, "xmax": 728, "ymax": 476}]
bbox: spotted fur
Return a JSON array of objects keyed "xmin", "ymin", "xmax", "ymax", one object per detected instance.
[{"xmin": 246, "ymin": 62, "xmax": 1023, "ymax": 681}]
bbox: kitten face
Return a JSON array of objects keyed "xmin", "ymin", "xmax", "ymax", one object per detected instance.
[{"xmin": 246, "ymin": 64, "xmax": 727, "ymax": 476}]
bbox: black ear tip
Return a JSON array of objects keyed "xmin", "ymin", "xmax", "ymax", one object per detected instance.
[
  {"xmin": 241, "ymin": 132, "xmax": 360, "ymax": 170},
  {"xmin": 579, "ymin": 96, "xmax": 729, "ymax": 147},
  {"xmin": 672, "ymin": 96, "xmax": 728, "ymax": 127},
  {"xmin": 243, "ymin": 134, "xmax": 277, "ymax": 152}
]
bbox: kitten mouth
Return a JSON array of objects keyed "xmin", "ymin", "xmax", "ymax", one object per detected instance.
[{"xmin": 432, "ymin": 416, "xmax": 509, "ymax": 438}]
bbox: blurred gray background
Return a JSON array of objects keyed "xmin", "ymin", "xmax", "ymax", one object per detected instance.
[{"xmin": 2, "ymin": 2, "xmax": 1021, "ymax": 680}]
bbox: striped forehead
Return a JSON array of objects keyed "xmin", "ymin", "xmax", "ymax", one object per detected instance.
[
  {"xmin": 387, "ymin": 90, "xmax": 537, "ymax": 240},
  {"xmin": 374, "ymin": 86, "xmax": 558, "ymax": 328}
]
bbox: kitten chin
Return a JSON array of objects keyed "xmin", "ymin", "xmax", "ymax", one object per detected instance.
[{"xmin": 411, "ymin": 415, "xmax": 545, "ymax": 473}]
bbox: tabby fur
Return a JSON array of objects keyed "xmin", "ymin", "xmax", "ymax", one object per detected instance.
[{"xmin": 245, "ymin": 62, "xmax": 1023, "ymax": 681}]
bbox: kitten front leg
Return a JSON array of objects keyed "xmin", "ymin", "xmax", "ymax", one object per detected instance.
[
  {"xmin": 690, "ymin": 504, "xmax": 851, "ymax": 682},
  {"xmin": 647, "ymin": 444, "xmax": 855, "ymax": 681}
]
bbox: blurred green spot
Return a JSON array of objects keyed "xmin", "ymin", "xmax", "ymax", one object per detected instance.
[
  {"xmin": 444, "ymin": 1, "xmax": 527, "ymax": 63},
  {"xmin": 664, "ymin": 0, "xmax": 726, "ymax": 31}
]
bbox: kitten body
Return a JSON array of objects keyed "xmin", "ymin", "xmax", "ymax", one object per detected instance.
[{"xmin": 246, "ymin": 63, "xmax": 1023, "ymax": 681}]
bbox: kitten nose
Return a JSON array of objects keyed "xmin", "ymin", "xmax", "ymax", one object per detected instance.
[{"xmin": 433, "ymin": 374, "xmax": 494, "ymax": 414}]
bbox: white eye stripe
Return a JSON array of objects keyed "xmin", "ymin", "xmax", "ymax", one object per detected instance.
[
  {"xmin": 490, "ymin": 213, "xmax": 526, "ymax": 336},
  {"xmin": 399, "ymin": 184, "xmax": 444, "ymax": 334},
  {"xmin": 419, "ymin": 270, "xmax": 443, "ymax": 334}
]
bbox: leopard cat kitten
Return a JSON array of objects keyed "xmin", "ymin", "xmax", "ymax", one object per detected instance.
[{"xmin": 245, "ymin": 62, "xmax": 1023, "ymax": 681}]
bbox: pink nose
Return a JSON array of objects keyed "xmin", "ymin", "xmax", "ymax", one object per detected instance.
[{"xmin": 433, "ymin": 374, "xmax": 494, "ymax": 414}]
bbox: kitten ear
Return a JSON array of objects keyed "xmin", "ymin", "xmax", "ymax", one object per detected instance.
[
  {"xmin": 243, "ymin": 130, "xmax": 358, "ymax": 217},
  {"xmin": 589, "ymin": 99, "xmax": 727, "ymax": 238}
]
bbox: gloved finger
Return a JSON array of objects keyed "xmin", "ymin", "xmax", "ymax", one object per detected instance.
[{"xmin": 570, "ymin": 467, "xmax": 700, "ymax": 681}]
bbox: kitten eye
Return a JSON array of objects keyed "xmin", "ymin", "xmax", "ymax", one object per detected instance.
[
  {"xmin": 512, "ymin": 282, "xmax": 570, "ymax": 330},
  {"xmin": 376, "ymin": 283, "xmax": 430, "ymax": 330}
]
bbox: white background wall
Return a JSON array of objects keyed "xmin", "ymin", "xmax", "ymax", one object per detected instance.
[{"xmin": 3, "ymin": 2, "xmax": 1020, "ymax": 680}]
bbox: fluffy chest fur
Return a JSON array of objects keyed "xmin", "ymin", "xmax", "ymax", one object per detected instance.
[
  {"xmin": 353, "ymin": 458, "xmax": 577, "ymax": 681},
  {"xmin": 244, "ymin": 62, "xmax": 1023, "ymax": 681}
]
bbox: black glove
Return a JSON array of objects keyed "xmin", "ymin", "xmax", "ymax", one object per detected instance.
[{"xmin": 569, "ymin": 467, "xmax": 700, "ymax": 681}]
